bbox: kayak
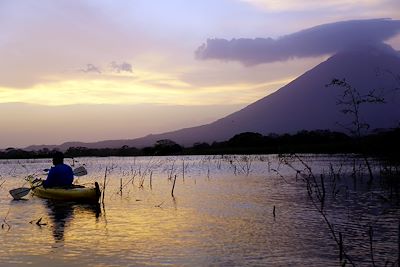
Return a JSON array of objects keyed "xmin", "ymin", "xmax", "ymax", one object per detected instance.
[{"xmin": 29, "ymin": 178, "xmax": 101, "ymax": 203}]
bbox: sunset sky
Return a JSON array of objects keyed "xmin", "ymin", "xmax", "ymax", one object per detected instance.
[{"xmin": 1, "ymin": 0, "xmax": 400, "ymax": 148}]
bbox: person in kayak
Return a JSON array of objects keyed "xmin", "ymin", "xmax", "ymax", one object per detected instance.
[{"xmin": 43, "ymin": 151, "xmax": 74, "ymax": 188}]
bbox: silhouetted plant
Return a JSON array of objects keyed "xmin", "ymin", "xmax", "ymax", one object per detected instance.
[
  {"xmin": 327, "ymin": 78, "xmax": 385, "ymax": 137},
  {"xmin": 229, "ymin": 155, "xmax": 253, "ymax": 176},
  {"xmin": 0, "ymin": 175, "xmax": 5, "ymax": 189},
  {"xmin": 327, "ymin": 78, "xmax": 386, "ymax": 182},
  {"xmin": 277, "ymin": 154, "xmax": 356, "ymax": 266},
  {"xmin": 1, "ymin": 209, "xmax": 11, "ymax": 231}
]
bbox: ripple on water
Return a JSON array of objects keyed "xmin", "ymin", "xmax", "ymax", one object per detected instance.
[{"xmin": 0, "ymin": 155, "xmax": 398, "ymax": 266}]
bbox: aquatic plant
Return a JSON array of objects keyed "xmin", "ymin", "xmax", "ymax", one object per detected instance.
[
  {"xmin": 276, "ymin": 153, "xmax": 400, "ymax": 266},
  {"xmin": 1, "ymin": 209, "xmax": 11, "ymax": 231},
  {"xmin": 0, "ymin": 175, "xmax": 5, "ymax": 189},
  {"xmin": 171, "ymin": 174, "xmax": 177, "ymax": 198},
  {"xmin": 29, "ymin": 217, "xmax": 47, "ymax": 227},
  {"xmin": 227, "ymin": 155, "xmax": 254, "ymax": 176},
  {"xmin": 327, "ymin": 78, "xmax": 387, "ymax": 183}
]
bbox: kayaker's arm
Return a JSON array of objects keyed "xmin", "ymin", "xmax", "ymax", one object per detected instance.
[{"xmin": 42, "ymin": 167, "xmax": 56, "ymax": 188}]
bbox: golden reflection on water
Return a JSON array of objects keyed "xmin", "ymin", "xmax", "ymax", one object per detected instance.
[
  {"xmin": 33, "ymin": 173, "xmax": 284, "ymax": 266},
  {"xmin": 0, "ymin": 156, "xmax": 399, "ymax": 266},
  {"xmin": 0, "ymin": 171, "xmax": 354, "ymax": 266}
]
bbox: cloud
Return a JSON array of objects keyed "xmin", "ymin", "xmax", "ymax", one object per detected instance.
[
  {"xmin": 195, "ymin": 19, "xmax": 400, "ymax": 66},
  {"xmin": 110, "ymin": 61, "xmax": 133, "ymax": 73},
  {"xmin": 0, "ymin": 1, "xmax": 152, "ymax": 88},
  {"xmin": 78, "ymin": 62, "xmax": 133, "ymax": 75},
  {"xmin": 79, "ymin": 64, "xmax": 102, "ymax": 74},
  {"xmin": 239, "ymin": 0, "xmax": 384, "ymax": 12}
]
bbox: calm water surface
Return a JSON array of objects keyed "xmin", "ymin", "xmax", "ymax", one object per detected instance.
[{"xmin": 0, "ymin": 155, "xmax": 398, "ymax": 266}]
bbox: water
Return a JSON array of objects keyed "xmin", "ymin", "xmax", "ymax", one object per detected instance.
[{"xmin": 0, "ymin": 155, "xmax": 398, "ymax": 266}]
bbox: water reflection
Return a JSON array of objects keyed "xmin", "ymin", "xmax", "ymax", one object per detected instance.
[
  {"xmin": 45, "ymin": 200, "xmax": 100, "ymax": 242},
  {"xmin": 1, "ymin": 156, "xmax": 399, "ymax": 266}
]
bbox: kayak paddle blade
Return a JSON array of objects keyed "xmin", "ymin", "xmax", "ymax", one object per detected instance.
[
  {"xmin": 73, "ymin": 166, "xmax": 88, "ymax": 177},
  {"xmin": 9, "ymin": 187, "xmax": 31, "ymax": 200}
]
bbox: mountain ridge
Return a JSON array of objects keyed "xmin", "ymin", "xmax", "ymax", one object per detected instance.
[{"xmin": 25, "ymin": 45, "xmax": 400, "ymax": 151}]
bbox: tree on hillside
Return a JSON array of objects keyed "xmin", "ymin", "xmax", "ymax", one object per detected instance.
[
  {"xmin": 154, "ymin": 139, "xmax": 182, "ymax": 155},
  {"xmin": 228, "ymin": 132, "xmax": 265, "ymax": 147}
]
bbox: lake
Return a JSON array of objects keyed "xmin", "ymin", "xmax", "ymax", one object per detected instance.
[{"xmin": 0, "ymin": 155, "xmax": 398, "ymax": 266}]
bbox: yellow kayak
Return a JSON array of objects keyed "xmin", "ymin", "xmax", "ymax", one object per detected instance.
[{"xmin": 29, "ymin": 178, "xmax": 101, "ymax": 203}]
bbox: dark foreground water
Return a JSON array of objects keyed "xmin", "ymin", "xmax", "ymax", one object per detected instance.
[{"xmin": 0, "ymin": 155, "xmax": 398, "ymax": 266}]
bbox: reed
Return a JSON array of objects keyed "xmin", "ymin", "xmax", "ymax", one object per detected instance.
[
  {"xmin": 35, "ymin": 217, "xmax": 47, "ymax": 226},
  {"xmin": 168, "ymin": 160, "xmax": 176, "ymax": 180},
  {"xmin": 339, "ymin": 232, "xmax": 343, "ymax": 263},
  {"xmin": 329, "ymin": 163, "xmax": 343, "ymax": 199},
  {"xmin": 102, "ymin": 166, "xmax": 107, "ymax": 204},
  {"xmin": 328, "ymin": 78, "xmax": 385, "ymax": 183},
  {"xmin": 1, "ymin": 209, "xmax": 10, "ymax": 231},
  {"xmin": 207, "ymin": 157, "xmax": 211, "ymax": 179},
  {"xmin": 320, "ymin": 174, "xmax": 325, "ymax": 211},
  {"xmin": 29, "ymin": 217, "xmax": 46, "ymax": 226},
  {"xmin": 182, "ymin": 159, "xmax": 185, "ymax": 181},
  {"xmin": 369, "ymin": 226, "xmax": 376, "ymax": 267},
  {"xmin": 171, "ymin": 174, "xmax": 177, "ymax": 197},
  {"xmin": 150, "ymin": 171, "xmax": 153, "ymax": 190},
  {"xmin": 228, "ymin": 155, "xmax": 254, "ymax": 176},
  {"xmin": 139, "ymin": 174, "xmax": 145, "ymax": 188},
  {"xmin": 155, "ymin": 201, "xmax": 164, "ymax": 208},
  {"xmin": 277, "ymin": 154, "xmax": 355, "ymax": 266},
  {"xmin": 0, "ymin": 175, "xmax": 5, "ymax": 188}
]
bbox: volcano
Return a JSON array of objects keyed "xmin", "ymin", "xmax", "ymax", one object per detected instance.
[{"xmin": 26, "ymin": 44, "xmax": 400, "ymax": 150}]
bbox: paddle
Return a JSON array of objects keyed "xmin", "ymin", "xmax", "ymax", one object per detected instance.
[
  {"xmin": 9, "ymin": 166, "xmax": 88, "ymax": 200},
  {"xmin": 73, "ymin": 166, "xmax": 88, "ymax": 177}
]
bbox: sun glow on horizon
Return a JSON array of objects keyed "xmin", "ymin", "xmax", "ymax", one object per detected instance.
[
  {"xmin": 1, "ymin": 0, "xmax": 399, "ymax": 148},
  {"xmin": 0, "ymin": 68, "xmax": 294, "ymax": 106}
]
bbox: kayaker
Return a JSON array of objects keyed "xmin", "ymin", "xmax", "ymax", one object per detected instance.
[{"xmin": 43, "ymin": 151, "xmax": 74, "ymax": 188}]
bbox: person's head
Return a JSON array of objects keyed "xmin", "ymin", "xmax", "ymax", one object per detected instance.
[{"xmin": 52, "ymin": 151, "xmax": 64, "ymax": 165}]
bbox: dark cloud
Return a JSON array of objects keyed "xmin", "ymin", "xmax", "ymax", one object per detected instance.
[
  {"xmin": 78, "ymin": 62, "xmax": 133, "ymax": 74},
  {"xmin": 195, "ymin": 19, "xmax": 400, "ymax": 66},
  {"xmin": 79, "ymin": 64, "xmax": 102, "ymax": 74},
  {"xmin": 110, "ymin": 61, "xmax": 133, "ymax": 73}
]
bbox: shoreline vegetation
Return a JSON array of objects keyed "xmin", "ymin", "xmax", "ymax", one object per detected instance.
[
  {"xmin": 2, "ymin": 130, "xmax": 399, "ymax": 265},
  {"xmin": 0, "ymin": 128, "xmax": 399, "ymax": 160}
]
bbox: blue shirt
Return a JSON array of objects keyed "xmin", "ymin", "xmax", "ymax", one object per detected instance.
[{"xmin": 43, "ymin": 164, "xmax": 74, "ymax": 188}]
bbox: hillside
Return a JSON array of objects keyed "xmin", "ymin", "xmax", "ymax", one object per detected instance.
[{"xmin": 26, "ymin": 44, "xmax": 400, "ymax": 151}]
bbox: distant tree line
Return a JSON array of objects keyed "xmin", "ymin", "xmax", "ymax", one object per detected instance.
[{"xmin": 0, "ymin": 128, "xmax": 399, "ymax": 160}]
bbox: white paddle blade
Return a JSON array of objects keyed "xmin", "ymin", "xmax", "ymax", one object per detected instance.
[
  {"xmin": 9, "ymin": 187, "xmax": 31, "ymax": 200},
  {"xmin": 73, "ymin": 166, "xmax": 88, "ymax": 177}
]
